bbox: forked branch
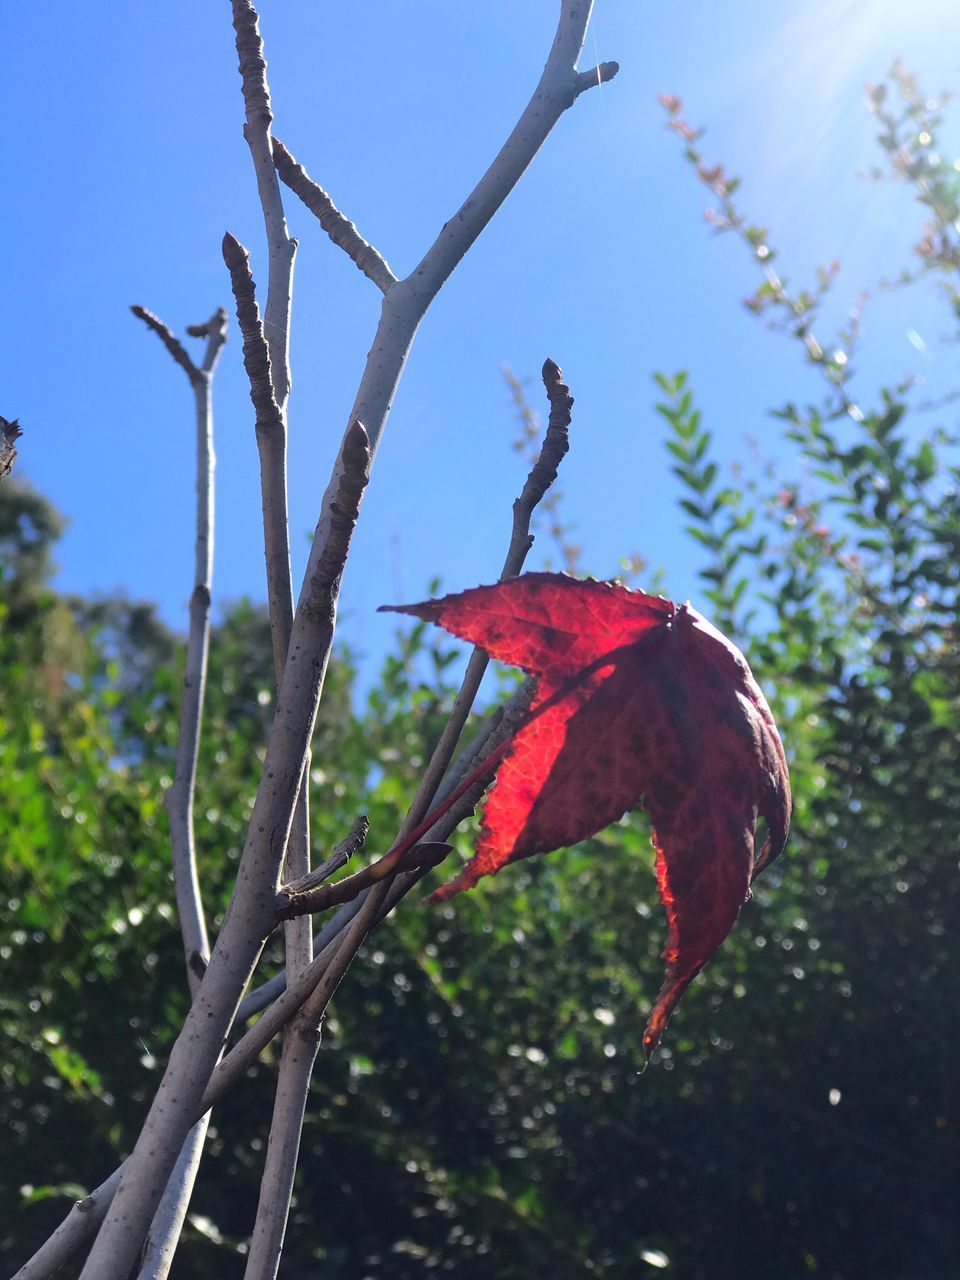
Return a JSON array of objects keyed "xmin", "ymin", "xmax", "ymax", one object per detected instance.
[
  {"xmin": 129, "ymin": 305, "xmax": 226, "ymax": 1280},
  {"xmin": 131, "ymin": 304, "xmax": 227, "ymax": 981}
]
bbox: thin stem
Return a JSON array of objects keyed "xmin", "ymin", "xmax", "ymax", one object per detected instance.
[
  {"xmin": 78, "ymin": 426, "xmax": 371, "ymax": 1280},
  {"xmin": 137, "ymin": 1118, "xmax": 211, "ymax": 1280},
  {"xmin": 398, "ymin": 358, "xmax": 573, "ymax": 838},
  {"xmin": 230, "ymin": 0, "xmax": 297, "ymax": 407},
  {"xmin": 129, "ymin": 307, "xmax": 226, "ymax": 1280},
  {"xmin": 221, "ymin": 89, "xmax": 315, "ymax": 1258},
  {"xmin": 272, "ymin": 654, "xmax": 615, "ymax": 923},
  {"xmin": 272, "ymin": 138, "xmax": 397, "ymax": 293},
  {"xmin": 131, "ymin": 306, "xmax": 202, "ymax": 386},
  {"xmin": 131, "ymin": 304, "xmax": 226, "ymax": 983}
]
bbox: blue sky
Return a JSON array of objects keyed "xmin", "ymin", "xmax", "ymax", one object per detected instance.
[{"xmin": 3, "ymin": 1, "xmax": 958, "ymax": 683}]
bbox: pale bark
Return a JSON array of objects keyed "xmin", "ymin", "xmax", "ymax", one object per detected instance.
[
  {"xmin": 137, "ymin": 1119, "xmax": 210, "ymax": 1280},
  {"xmin": 78, "ymin": 426, "xmax": 371, "ymax": 1280},
  {"xmin": 129, "ymin": 306, "xmax": 227, "ymax": 1280}
]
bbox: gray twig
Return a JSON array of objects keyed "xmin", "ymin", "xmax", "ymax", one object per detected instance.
[
  {"xmin": 225, "ymin": 19, "xmax": 315, "ymax": 1271},
  {"xmin": 230, "ymin": 0, "xmax": 297, "ymax": 408},
  {"xmin": 131, "ymin": 306, "xmax": 202, "ymax": 387},
  {"xmin": 129, "ymin": 306, "xmax": 226, "ymax": 1280},
  {"xmin": 397, "ymin": 358, "xmax": 573, "ymax": 839},
  {"xmin": 280, "ymin": 816, "xmax": 369, "ymax": 897},
  {"xmin": 272, "ymin": 139, "xmax": 398, "ymax": 294},
  {"xmin": 77, "ymin": 426, "xmax": 370, "ymax": 1280}
]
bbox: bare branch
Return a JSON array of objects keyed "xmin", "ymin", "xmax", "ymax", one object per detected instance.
[
  {"xmin": 238, "ymin": 885, "xmax": 381, "ymax": 1280},
  {"xmin": 78, "ymin": 425, "xmax": 371, "ymax": 1280},
  {"xmin": 398, "ymin": 359, "xmax": 573, "ymax": 836},
  {"xmin": 227, "ymin": 12, "xmax": 314, "ymax": 1264},
  {"xmin": 516, "ymin": 357, "xmax": 572, "ymax": 524},
  {"xmin": 161, "ymin": 311, "xmax": 230, "ymax": 991},
  {"xmin": 575, "ymin": 60, "xmax": 620, "ymax": 95},
  {"xmin": 131, "ymin": 306, "xmax": 201, "ymax": 386},
  {"xmin": 133, "ymin": 304, "xmax": 226, "ymax": 1280},
  {"xmin": 239, "ymin": 1031, "xmax": 317, "ymax": 1280},
  {"xmin": 230, "ymin": 0, "xmax": 297, "ymax": 408},
  {"xmin": 0, "ymin": 415, "xmax": 22, "ymax": 482},
  {"xmin": 275, "ymin": 842, "xmax": 450, "ymax": 921},
  {"xmin": 73, "ymin": 5, "xmax": 615, "ymax": 1270},
  {"xmin": 272, "ymin": 139, "xmax": 398, "ymax": 294},
  {"xmin": 137, "ymin": 1119, "xmax": 211, "ymax": 1280},
  {"xmin": 281, "ymin": 815, "xmax": 369, "ymax": 897},
  {"xmin": 11, "ymin": 1167, "xmax": 125, "ymax": 1280},
  {"xmin": 222, "ymin": 234, "xmax": 284, "ymax": 440}
]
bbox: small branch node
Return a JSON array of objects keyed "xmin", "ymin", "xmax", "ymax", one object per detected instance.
[
  {"xmin": 576, "ymin": 60, "xmax": 620, "ymax": 96},
  {"xmin": 511, "ymin": 357, "xmax": 573, "ymax": 547},
  {"xmin": 275, "ymin": 841, "xmax": 452, "ymax": 922},
  {"xmin": 281, "ymin": 815, "xmax": 369, "ymax": 897}
]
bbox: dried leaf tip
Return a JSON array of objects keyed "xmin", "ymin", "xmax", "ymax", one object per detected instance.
[{"xmin": 0, "ymin": 416, "xmax": 23, "ymax": 482}]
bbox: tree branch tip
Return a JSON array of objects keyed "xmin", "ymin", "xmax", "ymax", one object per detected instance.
[
  {"xmin": 347, "ymin": 814, "xmax": 370, "ymax": 845},
  {"xmin": 541, "ymin": 357, "xmax": 563, "ymax": 385},
  {"xmin": 344, "ymin": 420, "xmax": 371, "ymax": 467},
  {"xmin": 221, "ymin": 231, "xmax": 251, "ymax": 271},
  {"xmin": 578, "ymin": 60, "xmax": 620, "ymax": 93},
  {"xmin": 271, "ymin": 135, "xmax": 294, "ymax": 166}
]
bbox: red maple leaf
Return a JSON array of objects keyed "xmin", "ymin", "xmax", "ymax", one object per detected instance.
[{"xmin": 382, "ymin": 572, "xmax": 791, "ymax": 1055}]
